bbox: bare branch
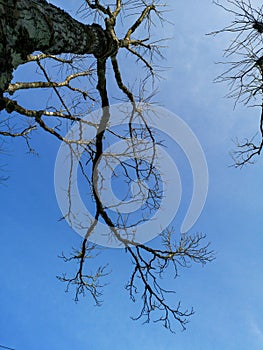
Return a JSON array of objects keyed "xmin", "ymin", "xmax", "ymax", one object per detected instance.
[
  {"xmin": 7, "ymin": 71, "xmax": 95, "ymax": 101},
  {"xmin": 124, "ymin": 4, "xmax": 156, "ymax": 41},
  {"xmin": 1, "ymin": 0, "xmax": 214, "ymax": 333},
  {"xmin": 212, "ymin": 0, "xmax": 263, "ymax": 165},
  {"xmin": 125, "ymin": 230, "xmax": 214, "ymax": 332},
  {"xmin": 58, "ymin": 240, "xmax": 109, "ymax": 304},
  {"xmin": 0, "ymin": 125, "xmax": 36, "ymax": 138},
  {"xmin": 85, "ymin": 0, "xmax": 111, "ymax": 16},
  {"xmin": 26, "ymin": 53, "xmax": 74, "ymax": 64}
]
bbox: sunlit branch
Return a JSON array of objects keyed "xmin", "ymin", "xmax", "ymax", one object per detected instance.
[
  {"xmin": 7, "ymin": 71, "xmax": 95, "ymax": 101},
  {"xmin": 26, "ymin": 53, "xmax": 74, "ymax": 64},
  {"xmin": 113, "ymin": 0, "xmax": 122, "ymax": 17},
  {"xmin": 124, "ymin": 4, "xmax": 156, "ymax": 41}
]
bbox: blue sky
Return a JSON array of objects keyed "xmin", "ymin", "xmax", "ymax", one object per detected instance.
[{"xmin": 1, "ymin": 0, "xmax": 263, "ymax": 349}]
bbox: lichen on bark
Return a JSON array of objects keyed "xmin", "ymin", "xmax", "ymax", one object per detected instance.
[{"xmin": 0, "ymin": 0, "xmax": 108, "ymax": 95}]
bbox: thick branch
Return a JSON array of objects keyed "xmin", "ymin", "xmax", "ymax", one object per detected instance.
[
  {"xmin": 7, "ymin": 71, "xmax": 93, "ymax": 96},
  {"xmin": 0, "ymin": 0, "xmax": 108, "ymax": 93}
]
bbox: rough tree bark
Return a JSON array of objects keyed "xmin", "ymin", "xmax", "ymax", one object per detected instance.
[{"xmin": 0, "ymin": 0, "xmax": 109, "ymax": 97}]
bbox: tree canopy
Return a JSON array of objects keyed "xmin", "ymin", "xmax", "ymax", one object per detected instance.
[
  {"xmin": 0, "ymin": 0, "xmax": 217, "ymax": 333},
  {"xmin": 4, "ymin": 0, "xmax": 263, "ymax": 335}
]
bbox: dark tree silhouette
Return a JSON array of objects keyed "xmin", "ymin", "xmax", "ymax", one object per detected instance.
[
  {"xmin": 0, "ymin": 0, "xmax": 214, "ymax": 332},
  {"xmin": 211, "ymin": 0, "xmax": 263, "ymax": 166}
]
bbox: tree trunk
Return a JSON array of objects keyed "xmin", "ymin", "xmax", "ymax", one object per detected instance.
[{"xmin": 0, "ymin": 0, "xmax": 108, "ymax": 95}]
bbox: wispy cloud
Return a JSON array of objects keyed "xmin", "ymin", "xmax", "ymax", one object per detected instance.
[{"xmin": 250, "ymin": 319, "xmax": 263, "ymax": 347}]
